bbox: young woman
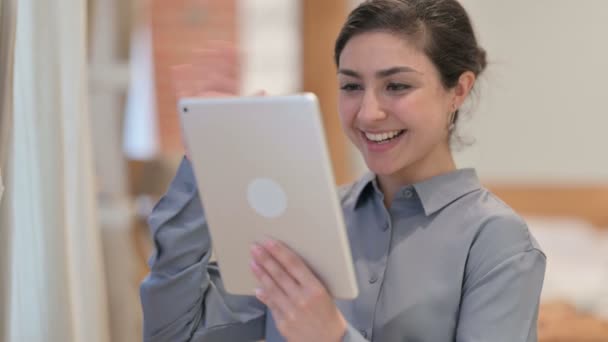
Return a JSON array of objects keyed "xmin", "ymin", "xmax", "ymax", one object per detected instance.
[{"xmin": 140, "ymin": 1, "xmax": 546, "ymax": 341}]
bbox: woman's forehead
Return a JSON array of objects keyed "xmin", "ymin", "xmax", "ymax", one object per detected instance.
[{"xmin": 338, "ymin": 32, "xmax": 431, "ymax": 73}]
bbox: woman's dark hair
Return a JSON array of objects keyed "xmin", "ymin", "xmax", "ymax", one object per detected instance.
[
  {"xmin": 335, "ymin": 0, "xmax": 487, "ymax": 88},
  {"xmin": 334, "ymin": 0, "xmax": 486, "ymax": 142}
]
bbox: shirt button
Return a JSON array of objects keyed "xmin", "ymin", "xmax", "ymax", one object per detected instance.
[
  {"xmin": 403, "ymin": 189, "xmax": 414, "ymax": 198},
  {"xmin": 369, "ymin": 273, "xmax": 379, "ymax": 284},
  {"xmin": 359, "ymin": 329, "xmax": 368, "ymax": 338},
  {"xmin": 382, "ymin": 222, "xmax": 390, "ymax": 231}
]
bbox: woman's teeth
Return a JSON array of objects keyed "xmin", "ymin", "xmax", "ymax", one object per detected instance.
[{"xmin": 364, "ymin": 130, "xmax": 405, "ymax": 143}]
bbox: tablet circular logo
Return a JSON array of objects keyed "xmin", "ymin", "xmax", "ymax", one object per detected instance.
[{"xmin": 247, "ymin": 178, "xmax": 287, "ymax": 218}]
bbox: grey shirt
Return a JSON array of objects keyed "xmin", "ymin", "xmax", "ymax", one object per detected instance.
[{"xmin": 140, "ymin": 158, "xmax": 546, "ymax": 342}]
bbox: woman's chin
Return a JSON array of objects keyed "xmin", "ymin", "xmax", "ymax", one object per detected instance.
[{"xmin": 364, "ymin": 157, "xmax": 405, "ymax": 176}]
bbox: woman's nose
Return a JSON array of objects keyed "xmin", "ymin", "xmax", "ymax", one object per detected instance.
[{"xmin": 357, "ymin": 90, "xmax": 387, "ymax": 122}]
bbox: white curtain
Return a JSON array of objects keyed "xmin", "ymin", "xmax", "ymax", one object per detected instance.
[
  {"xmin": 0, "ymin": 0, "xmax": 15, "ymax": 185},
  {"xmin": 6, "ymin": 0, "xmax": 110, "ymax": 340},
  {"xmin": 0, "ymin": 0, "xmax": 17, "ymax": 339},
  {"xmin": 123, "ymin": 21, "xmax": 159, "ymax": 161}
]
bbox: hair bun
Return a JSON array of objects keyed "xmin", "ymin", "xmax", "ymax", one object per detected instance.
[{"xmin": 477, "ymin": 47, "xmax": 487, "ymax": 73}]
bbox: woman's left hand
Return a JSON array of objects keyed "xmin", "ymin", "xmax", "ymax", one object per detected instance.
[{"xmin": 250, "ymin": 239, "xmax": 347, "ymax": 342}]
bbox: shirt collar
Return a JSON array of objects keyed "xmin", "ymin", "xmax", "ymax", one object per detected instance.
[
  {"xmin": 350, "ymin": 171, "xmax": 376, "ymax": 208},
  {"xmin": 352, "ymin": 168, "xmax": 481, "ymax": 216},
  {"xmin": 413, "ymin": 168, "xmax": 481, "ymax": 216}
]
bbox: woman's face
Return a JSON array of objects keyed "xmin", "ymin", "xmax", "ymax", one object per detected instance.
[{"xmin": 337, "ymin": 31, "xmax": 458, "ymax": 178}]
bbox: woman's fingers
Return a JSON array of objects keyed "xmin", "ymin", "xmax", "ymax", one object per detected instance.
[
  {"xmin": 191, "ymin": 41, "xmax": 241, "ymax": 82},
  {"xmin": 251, "ymin": 244, "xmax": 301, "ymax": 297},
  {"xmin": 250, "ymin": 240, "xmax": 344, "ymax": 341},
  {"xmin": 171, "ymin": 41, "xmax": 241, "ymax": 99},
  {"xmin": 193, "ymin": 73, "xmax": 240, "ymax": 96},
  {"xmin": 261, "ymin": 239, "xmax": 320, "ymax": 289},
  {"xmin": 250, "ymin": 256, "xmax": 291, "ymax": 322},
  {"xmin": 170, "ymin": 64, "xmax": 197, "ymax": 98}
]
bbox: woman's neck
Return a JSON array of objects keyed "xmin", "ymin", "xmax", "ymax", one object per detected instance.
[{"xmin": 378, "ymin": 145, "xmax": 456, "ymax": 208}]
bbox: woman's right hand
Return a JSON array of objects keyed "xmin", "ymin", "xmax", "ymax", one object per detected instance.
[
  {"xmin": 170, "ymin": 41, "xmax": 265, "ymax": 158},
  {"xmin": 171, "ymin": 40, "xmax": 241, "ymax": 99}
]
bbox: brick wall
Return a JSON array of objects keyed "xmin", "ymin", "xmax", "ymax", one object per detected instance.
[{"xmin": 151, "ymin": 0, "xmax": 238, "ymax": 154}]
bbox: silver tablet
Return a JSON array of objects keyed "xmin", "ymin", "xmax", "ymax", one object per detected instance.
[{"xmin": 179, "ymin": 93, "xmax": 358, "ymax": 299}]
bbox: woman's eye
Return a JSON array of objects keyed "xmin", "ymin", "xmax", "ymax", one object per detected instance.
[
  {"xmin": 340, "ymin": 83, "xmax": 363, "ymax": 92},
  {"xmin": 386, "ymin": 83, "xmax": 411, "ymax": 92}
]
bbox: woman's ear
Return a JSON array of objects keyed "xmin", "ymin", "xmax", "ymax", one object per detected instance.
[{"xmin": 453, "ymin": 71, "xmax": 476, "ymax": 108}]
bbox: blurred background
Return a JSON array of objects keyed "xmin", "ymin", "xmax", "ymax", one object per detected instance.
[{"xmin": 1, "ymin": 0, "xmax": 608, "ymax": 341}]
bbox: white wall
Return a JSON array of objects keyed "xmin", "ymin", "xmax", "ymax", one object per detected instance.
[{"xmin": 455, "ymin": 0, "xmax": 608, "ymax": 183}]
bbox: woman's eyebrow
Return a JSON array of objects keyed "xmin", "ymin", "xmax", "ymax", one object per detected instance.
[
  {"xmin": 376, "ymin": 66, "xmax": 419, "ymax": 77},
  {"xmin": 337, "ymin": 66, "xmax": 420, "ymax": 78}
]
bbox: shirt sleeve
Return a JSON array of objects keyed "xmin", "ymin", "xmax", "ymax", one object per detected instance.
[
  {"xmin": 140, "ymin": 157, "xmax": 266, "ymax": 342},
  {"xmin": 342, "ymin": 323, "xmax": 370, "ymax": 342},
  {"xmin": 456, "ymin": 215, "xmax": 546, "ymax": 342}
]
